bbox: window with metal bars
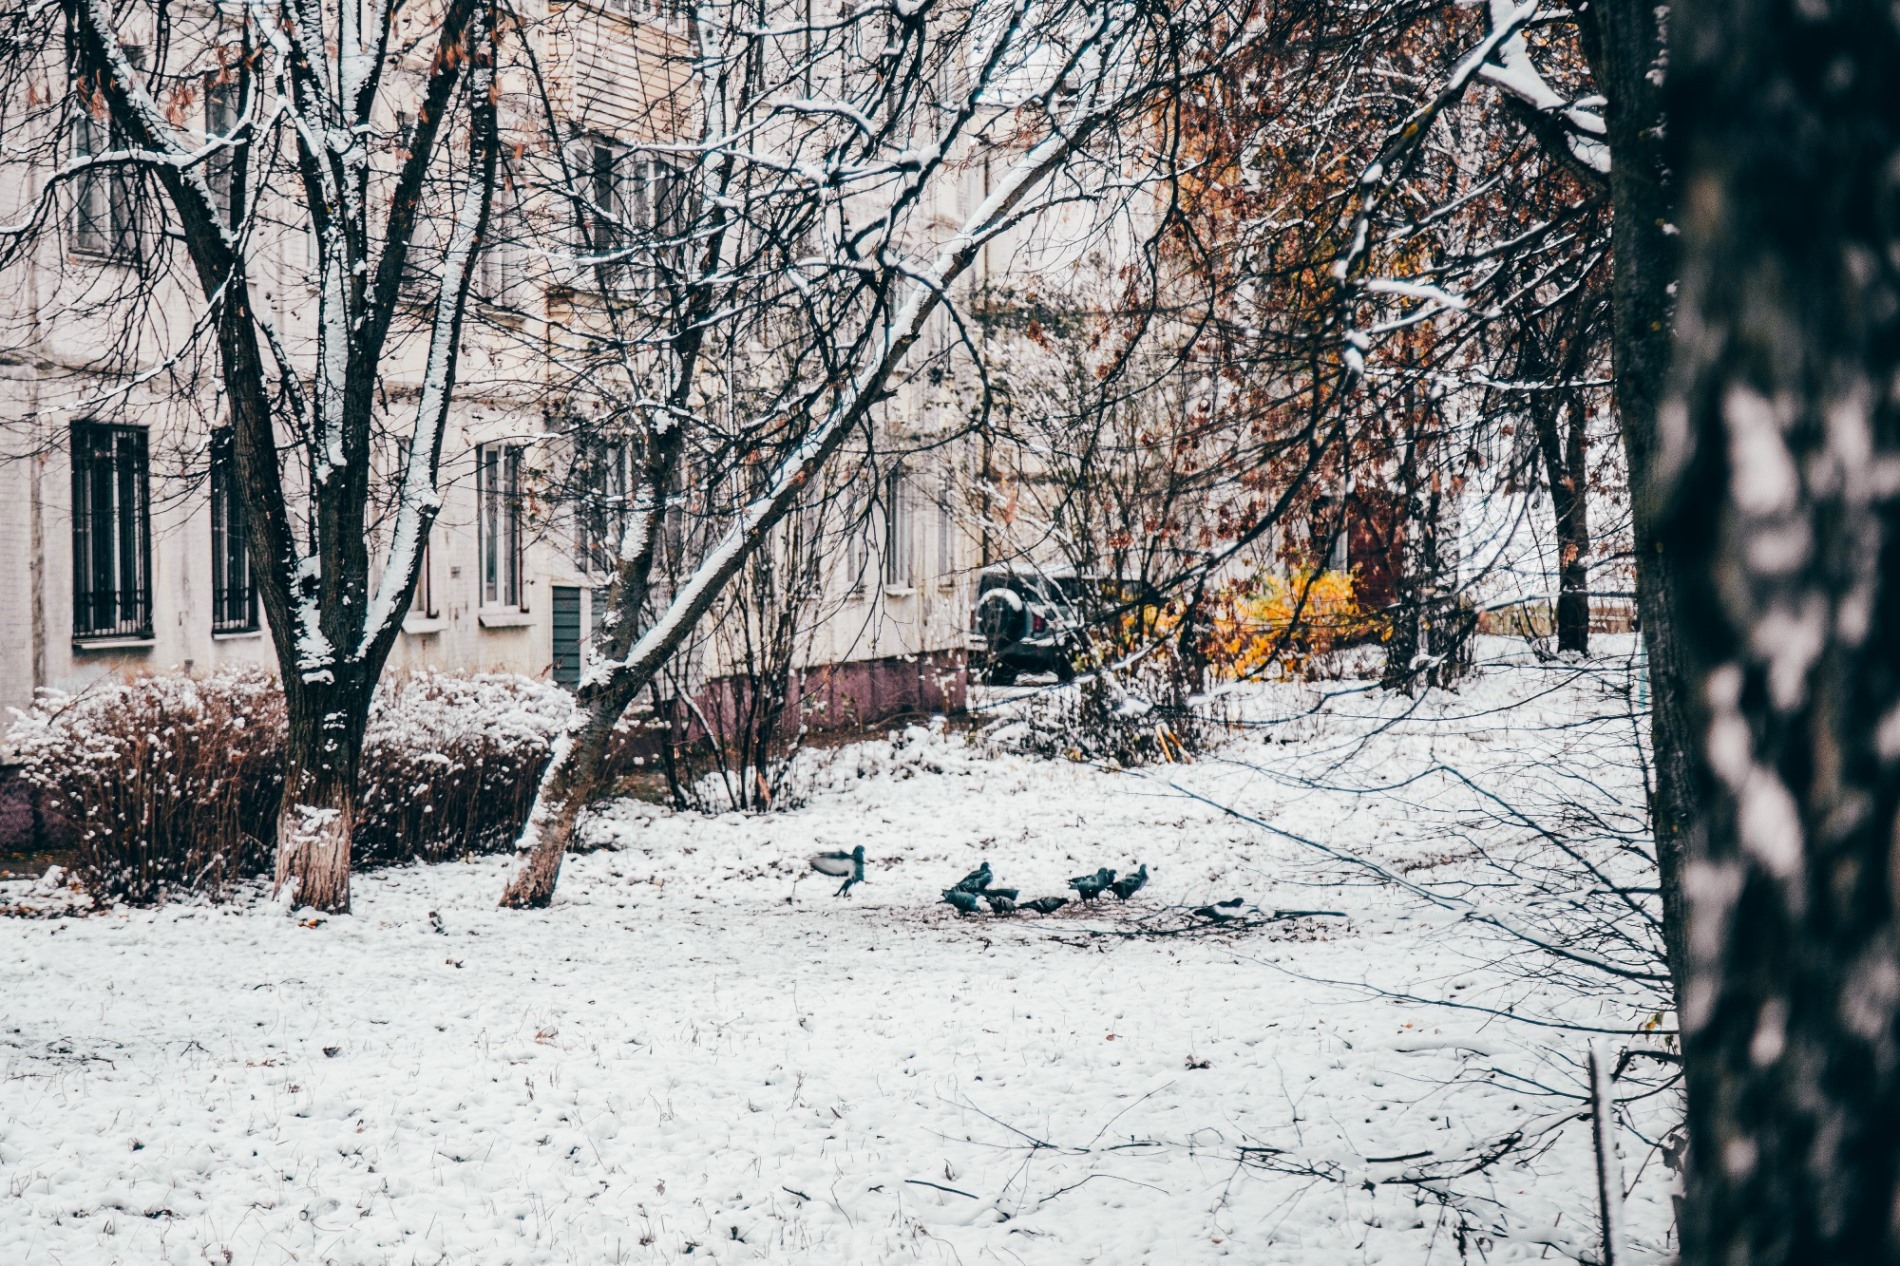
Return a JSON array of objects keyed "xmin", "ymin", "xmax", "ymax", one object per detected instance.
[
  {"xmin": 71, "ymin": 422, "xmax": 153, "ymax": 640},
  {"xmin": 574, "ymin": 437, "xmax": 628, "ymax": 575},
  {"xmin": 209, "ymin": 428, "xmax": 257, "ymax": 633},
  {"xmin": 477, "ymin": 443, "xmax": 525, "ymax": 609}
]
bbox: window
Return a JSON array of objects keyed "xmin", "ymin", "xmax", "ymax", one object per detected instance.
[
  {"xmin": 203, "ymin": 74, "xmax": 240, "ymax": 220},
  {"xmin": 73, "ymin": 53, "xmax": 143, "ymax": 258},
  {"xmin": 209, "ymin": 428, "xmax": 257, "ymax": 632},
  {"xmin": 391, "ymin": 436, "xmax": 437, "ymax": 619},
  {"xmin": 624, "ymin": 0, "xmax": 686, "ymax": 22},
  {"xmin": 413, "ymin": 536, "xmax": 437, "ymax": 619},
  {"xmin": 936, "ymin": 480, "xmax": 956, "ymax": 579},
  {"xmin": 72, "ymin": 422, "xmax": 152, "ymax": 639},
  {"xmin": 477, "ymin": 181, "xmax": 517, "ymax": 305},
  {"xmin": 574, "ymin": 437, "xmax": 628, "ymax": 574},
  {"xmin": 883, "ymin": 468, "xmax": 910, "ymax": 587},
  {"xmin": 477, "ymin": 443, "xmax": 524, "ymax": 608},
  {"xmin": 576, "ymin": 141, "xmax": 689, "ymax": 291},
  {"xmin": 585, "ymin": 140, "xmax": 625, "ymax": 255},
  {"xmin": 72, "ymin": 110, "xmax": 133, "ymax": 257}
]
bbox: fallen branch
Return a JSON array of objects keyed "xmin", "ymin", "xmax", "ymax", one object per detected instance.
[{"xmin": 905, "ymin": 1179, "xmax": 978, "ymax": 1200}]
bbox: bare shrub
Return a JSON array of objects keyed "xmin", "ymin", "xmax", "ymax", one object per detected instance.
[
  {"xmin": 5, "ymin": 669, "xmax": 284, "ymax": 904},
  {"xmin": 355, "ymin": 672, "xmax": 573, "ymax": 866},
  {"xmin": 7, "ymin": 668, "xmax": 569, "ymax": 904}
]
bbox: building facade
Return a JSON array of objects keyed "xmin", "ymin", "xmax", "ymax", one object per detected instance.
[{"xmin": 0, "ymin": 0, "xmax": 976, "ymax": 724}]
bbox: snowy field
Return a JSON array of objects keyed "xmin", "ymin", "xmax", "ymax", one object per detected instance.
[{"xmin": 1, "ymin": 642, "xmax": 1678, "ymax": 1264}]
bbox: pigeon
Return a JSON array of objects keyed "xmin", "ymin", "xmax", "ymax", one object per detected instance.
[
  {"xmin": 978, "ymin": 887, "xmax": 1019, "ymax": 902},
  {"xmin": 1021, "ymin": 896, "xmax": 1069, "ymax": 916},
  {"xmin": 942, "ymin": 888, "xmax": 981, "ymax": 916},
  {"xmin": 1110, "ymin": 864, "xmax": 1148, "ymax": 902},
  {"xmin": 807, "ymin": 846, "xmax": 866, "ymax": 896},
  {"xmin": 984, "ymin": 892, "xmax": 1018, "ymax": 915},
  {"xmin": 1067, "ymin": 868, "xmax": 1116, "ymax": 903},
  {"xmin": 950, "ymin": 862, "xmax": 993, "ymax": 894}
]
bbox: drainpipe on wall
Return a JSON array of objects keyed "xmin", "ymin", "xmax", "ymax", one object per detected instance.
[
  {"xmin": 25, "ymin": 216, "xmax": 46, "ymax": 693},
  {"xmin": 30, "ymin": 446, "xmax": 44, "ymax": 693}
]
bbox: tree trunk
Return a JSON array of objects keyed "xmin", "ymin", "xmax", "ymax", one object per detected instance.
[
  {"xmin": 274, "ymin": 695, "xmax": 368, "ymax": 913},
  {"xmin": 1577, "ymin": 0, "xmax": 1693, "ymax": 1011},
  {"xmin": 1661, "ymin": 4, "xmax": 1900, "ymax": 1264},
  {"xmin": 498, "ymin": 680, "xmax": 633, "ymax": 909},
  {"xmin": 1382, "ymin": 424, "xmax": 1468, "ymax": 694},
  {"xmin": 1534, "ymin": 391, "xmax": 1591, "ymax": 656},
  {"xmin": 1553, "ymin": 406, "xmax": 1590, "ymax": 655}
]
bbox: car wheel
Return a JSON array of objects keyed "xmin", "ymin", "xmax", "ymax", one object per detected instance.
[
  {"xmin": 985, "ymin": 662, "xmax": 1019, "ymax": 686},
  {"xmin": 1053, "ymin": 657, "xmax": 1077, "ymax": 683}
]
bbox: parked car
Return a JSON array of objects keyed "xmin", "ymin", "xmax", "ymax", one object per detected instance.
[{"xmin": 968, "ymin": 566, "xmax": 1089, "ymax": 684}]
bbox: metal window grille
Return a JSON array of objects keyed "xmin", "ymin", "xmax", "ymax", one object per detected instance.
[
  {"xmin": 575, "ymin": 438, "xmax": 628, "ymax": 575},
  {"xmin": 478, "ymin": 444, "xmax": 524, "ymax": 608},
  {"xmin": 71, "ymin": 422, "xmax": 153, "ymax": 639},
  {"xmin": 209, "ymin": 428, "xmax": 257, "ymax": 633}
]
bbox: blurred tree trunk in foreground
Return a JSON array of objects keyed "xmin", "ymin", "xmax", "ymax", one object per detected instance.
[{"xmin": 1662, "ymin": 2, "xmax": 1900, "ymax": 1262}]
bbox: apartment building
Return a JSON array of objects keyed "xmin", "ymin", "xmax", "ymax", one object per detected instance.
[{"xmin": 0, "ymin": 0, "xmax": 973, "ymax": 722}]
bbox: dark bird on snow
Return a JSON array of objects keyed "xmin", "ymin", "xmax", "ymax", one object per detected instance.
[
  {"xmin": 807, "ymin": 845, "xmax": 866, "ymax": 896},
  {"xmin": 942, "ymin": 888, "xmax": 981, "ymax": 916},
  {"xmin": 979, "ymin": 887, "xmax": 1018, "ymax": 902},
  {"xmin": 950, "ymin": 862, "xmax": 993, "ymax": 893},
  {"xmin": 1021, "ymin": 896, "xmax": 1069, "ymax": 916},
  {"xmin": 985, "ymin": 892, "xmax": 1018, "ymax": 915},
  {"xmin": 1110, "ymin": 864, "xmax": 1149, "ymax": 901},
  {"xmin": 1067, "ymin": 868, "xmax": 1116, "ymax": 903}
]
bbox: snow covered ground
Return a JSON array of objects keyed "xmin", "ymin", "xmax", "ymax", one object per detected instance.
[{"xmin": 1, "ymin": 641, "xmax": 1678, "ymax": 1264}]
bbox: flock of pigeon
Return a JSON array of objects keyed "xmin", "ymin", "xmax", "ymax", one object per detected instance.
[
  {"xmin": 803, "ymin": 847, "xmax": 1151, "ymax": 917},
  {"xmin": 940, "ymin": 859, "xmax": 1148, "ymax": 916}
]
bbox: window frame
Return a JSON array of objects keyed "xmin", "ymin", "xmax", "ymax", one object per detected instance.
[
  {"xmin": 883, "ymin": 467, "xmax": 911, "ymax": 589},
  {"xmin": 209, "ymin": 427, "xmax": 258, "ymax": 634},
  {"xmin": 71, "ymin": 51, "xmax": 144, "ymax": 260},
  {"xmin": 71, "ymin": 110, "xmax": 132, "ymax": 259},
  {"xmin": 71, "ymin": 421, "xmax": 154, "ymax": 641},
  {"xmin": 573, "ymin": 139, "xmax": 689, "ymax": 294},
  {"xmin": 935, "ymin": 479, "xmax": 956, "ymax": 583},
  {"xmin": 476, "ymin": 443, "xmax": 526, "ymax": 610},
  {"xmin": 574, "ymin": 436, "xmax": 629, "ymax": 576},
  {"xmin": 202, "ymin": 73, "xmax": 241, "ymax": 224},
  {"xmin": 413, "ymin": 534, "xmax": 437, "ymax": 619}
]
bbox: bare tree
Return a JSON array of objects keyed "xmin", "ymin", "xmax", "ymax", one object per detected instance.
[
  {"xmin": 498, "ymin": 0, "xmax": 1261, "ymax": 906},
  {"xmin": 0, "ymin": 0, "xmax": 506, "ymax": 910},
  {"xmin": 1189, "ymin": 0, "xmax": 1690, "ymax": 995},
  {"xmin": 1660, "ymin": 2, "xmax": 1900, "ymax": 1262}
]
